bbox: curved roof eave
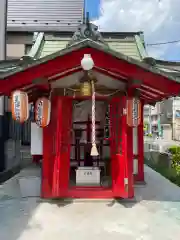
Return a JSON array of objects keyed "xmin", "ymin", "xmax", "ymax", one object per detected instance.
[
  {"xmin": 1, "ymin": 38, "xmax": 180, "ymax": 106},
  {"xmin": 134, "ymin": 34, "xmax": 148, "ymax": 60},
  {"xmin": 0, "ymin": 38, "xmax": 178, "ymax": 84}
]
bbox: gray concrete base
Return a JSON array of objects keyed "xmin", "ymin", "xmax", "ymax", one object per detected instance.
[
  {"xmin": 134, "ymin": 181, "xmax": 147, "ymax": 188},
  {"xmin": 1, "ymin": 165, "xmax": 180, "ymax": 239}
]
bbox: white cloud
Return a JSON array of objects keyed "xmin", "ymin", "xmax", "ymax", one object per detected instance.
[{"xmin": 94, "ymin": 0, "xmax": 180, "ymax": 60}]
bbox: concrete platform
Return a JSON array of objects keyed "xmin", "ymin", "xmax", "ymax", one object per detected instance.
[
  {"xmin": 0, "ymin": 165, "xmax": 41, "ymax": 199},
  {"xmin": 0, "ymin": 165, "xmax": 180, "ymax": 239}
]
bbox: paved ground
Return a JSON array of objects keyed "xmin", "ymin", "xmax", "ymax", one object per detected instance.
[{"xmin": 1, "ymin": 166, "xmax": 180, "ymax": 240}]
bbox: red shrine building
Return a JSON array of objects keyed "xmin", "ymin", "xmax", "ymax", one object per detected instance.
[{"xmin": 1, "ymin": 18, "xmax": 180, "ymax": 199}]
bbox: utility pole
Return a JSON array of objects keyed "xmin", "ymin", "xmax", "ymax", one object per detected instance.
[{"xmin": 0, "ymin": 0, "xmax": 7, "ymax": 172}]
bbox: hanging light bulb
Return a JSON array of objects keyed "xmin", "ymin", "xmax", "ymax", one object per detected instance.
[{"xmin": 81, "ymin": 54, "xmax": 94, "ymax": 71}]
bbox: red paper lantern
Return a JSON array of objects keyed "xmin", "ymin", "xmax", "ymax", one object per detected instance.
[
  {"xmin": 11, "ymin": 90, "xmax": 29, "ymax": 123},
  {"xmin": 35, "ymin": 97, "xmax": 51, "ymax": 128}
]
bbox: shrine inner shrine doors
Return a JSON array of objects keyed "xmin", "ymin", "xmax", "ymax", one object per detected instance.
[{"xmin": 42, "ymin": 95, "xmax": 134, "ymax": 199}]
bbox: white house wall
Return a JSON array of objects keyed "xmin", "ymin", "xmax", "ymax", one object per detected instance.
[
  {"xmin": 31, "ymin": 122, "xmax": 42, "ymax": 155},
  {"xmin": 7, "ymin": 44, "xmax": 25, "ymax": 59}
]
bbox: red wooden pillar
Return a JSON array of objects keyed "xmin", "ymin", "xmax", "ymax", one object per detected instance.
[
  {"xmin": 110, "ymin": 96, "xmax": 134, "ymax": 199},
  {"xmin": 126, "ymin": 100, "xmax": 134, "ymax": 198},
  {"xmin": 42, "ymin": 95, "xmax": 59, "ymax": 198},
  {"xmin": 52, "ymin": 96, "xmax": 72, "ymax": 197},
  {"xmin": 42, "ymin": 95, "xmax": 72, "ymax": 199},
  {"xmin": 126, "ymin": 91, "xmax": 134, "ymax": 198},
  {"xmin": 136, "ymin": 100, "xmax": 144, "ymax": 182}
]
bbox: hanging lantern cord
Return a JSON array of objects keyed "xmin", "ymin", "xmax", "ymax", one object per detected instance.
[{"xmin": 90, "ymin": 79, "xmax": 99, "ymax": 156}]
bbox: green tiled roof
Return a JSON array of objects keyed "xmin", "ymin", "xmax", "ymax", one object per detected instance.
[
  {"xmin": 39, "ymin": 39, "xmax": 70, "ymax": 58},
  {"xmin": 36, "ymin": 32, "xmax": 148, "ymax": 60},
  {"xmin": 1, "ymin": 38, "xmax": 180, "ymax": 106},
  {"xmin": 106, "ymin": 39, "xmax": 141, "ymax": 60},
  {"xmin": 0, "ymin": 39, "xmax": 178, "ymax": 84}
]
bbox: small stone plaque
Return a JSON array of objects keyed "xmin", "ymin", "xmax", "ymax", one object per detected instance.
[{"xmin": 76, "ymin": 167, "xmax": 101, "ymax": 186}]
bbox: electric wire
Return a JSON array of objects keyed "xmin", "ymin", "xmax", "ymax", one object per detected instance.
[{"xmin": 147, "ymin": 39, "xmax": 180, "ymax": 46}]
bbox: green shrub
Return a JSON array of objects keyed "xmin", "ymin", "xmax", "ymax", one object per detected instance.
[
  {"xmin": 171, "ymin": 152, "xmax": 180, "ymax": 175},
  {"xmin": 145, "ymin": 151, "xmax": 180, "ymax": 187},
  {"xmin": 168, "ymin": 146, "xmax": 180, "ymax": 154},
  {"xmin": 168, "ymin": 146, "xmax": 180, "ymax": 175}
]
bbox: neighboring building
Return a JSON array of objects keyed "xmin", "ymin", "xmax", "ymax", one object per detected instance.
[
  {"xmin": 6, "ymin": 0, "xmax": 84, "ymax": 59},
  {"xmin": 144, "ymin": 105, "xmax": 150, "ymax": 124},
  {"xmin": 143, "ymin": 60, "xmax": 180, "ymax": 140}
]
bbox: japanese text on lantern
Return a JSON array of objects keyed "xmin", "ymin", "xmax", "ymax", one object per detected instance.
[
  {"xmin": 127, "ymin": 98, "xmax": 141, "ymax": 127},
  {"xmin": 35, "ymin": 97, "xmax": 51, "ymax": 128},
  {"xmin": 36, "ymin": 100, "xmax": 43, "ymax": 126},
  {"xmin": 14, "ymin": 95, "xmax": 21, "ymax": 121},
  {"xmin": 133, "ymin": 98, "xmax": 138, "ymax": 126},
  {"xmin": 11, "ymin": 90, "xmax": 29, "ymax": 123}
]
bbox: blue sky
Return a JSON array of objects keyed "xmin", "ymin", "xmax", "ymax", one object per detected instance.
[
  {"xmin": 86, "ymin": 0, "xmax": 180, "ymax": 61},
  {"xmin": 85, "ymin": 0, "xmax": 100, "ymax": 20}
]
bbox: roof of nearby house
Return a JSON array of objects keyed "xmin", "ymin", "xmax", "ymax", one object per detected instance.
[{"xmin": 7, "ymin": 0, "xmax": 84, "ymax": 32}]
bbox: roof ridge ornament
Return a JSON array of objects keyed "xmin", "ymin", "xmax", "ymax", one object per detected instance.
[
  {"xmin": 143, "ymin": 57, "xmax": 156, "ymax": 66},
  {"xmin": 67, "ymin": 11, "xmax": 108, "ymax": 47}
]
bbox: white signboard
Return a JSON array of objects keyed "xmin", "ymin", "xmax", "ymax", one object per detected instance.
[
  {"xmin": 76, "ymin": 167, "xmax": 101, "ymax": 186},
  {"xmin": 31, "ymin": 122, "xmax": 43, "ymax": 155}
]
